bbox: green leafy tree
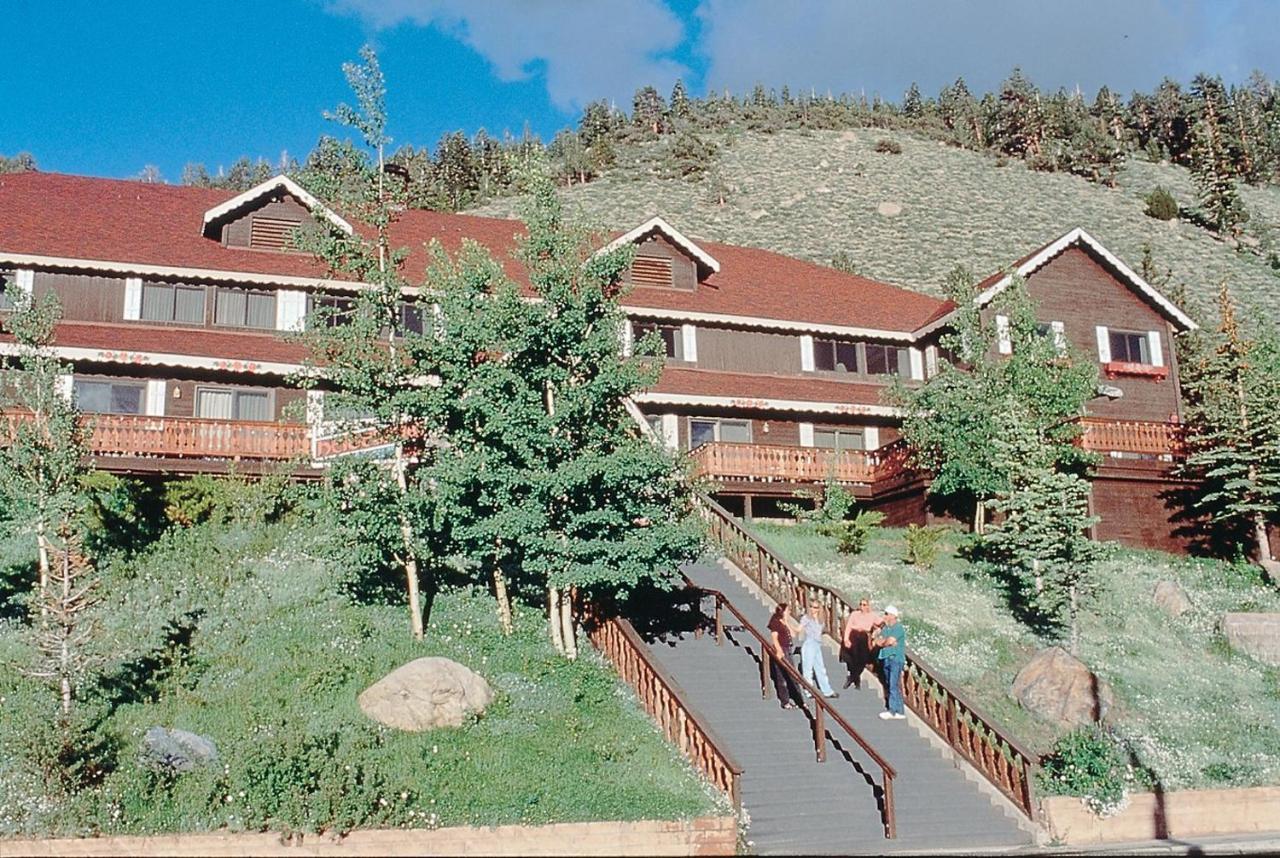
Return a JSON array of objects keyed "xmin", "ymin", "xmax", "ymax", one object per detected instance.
[
  {"xmin": 433, "ymin": 131, "xmax": 480, "ymax": 211},
  {"xmin": 980, "ymin": 403, "xmax": 1107, "ymax": 652},
  {"xmin": 1180, "ymin": 285, "xmax": 1280, "ymax": 570},
  {"xmin": 896, "ymin": 267, "xmax": 1098, "ymax": 532},
  {"xmin": 0, "ymin": 151, "xmax": 37, "ymax": 173}
]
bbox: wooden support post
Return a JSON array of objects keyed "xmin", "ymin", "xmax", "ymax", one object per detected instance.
[
  {"xmin": 884, "ymin": 774, "xmax": 897, "ymax": 839},
  {"xmin": 761, "ymin": 649, "xmax": 771, "ymax": 699},
  {"xmin": 715, "ymin": 595, "xmax": 723, "ymax": 645},
  {"xmin": 742, "ymin": 493, "xmax": 754, "ymax": 522},
  {"xmin": 815, "ymin": 704, "xmax": 826, "ymax": 762}
]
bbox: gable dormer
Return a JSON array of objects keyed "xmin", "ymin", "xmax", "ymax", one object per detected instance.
[
  {"xmin": 200, "ymin": 175, "xmax": 353, "ymax": 252},
  {"xmin": 602, "ymin": 216, "xmax": 720, "ymax": 291}
]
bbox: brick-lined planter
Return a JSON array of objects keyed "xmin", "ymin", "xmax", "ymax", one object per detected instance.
[
  {"xmin": 1, "ymin": 815, "xmax": 737, "ymax": 857},
  {"xmin": 1041, "ymin": 787, "xmax": 1280, "ymax": 845}
]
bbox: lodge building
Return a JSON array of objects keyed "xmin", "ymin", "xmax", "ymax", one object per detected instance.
[{"xmin": 0, "ymin": 171, "xmax": 1205, "ymax": 552}]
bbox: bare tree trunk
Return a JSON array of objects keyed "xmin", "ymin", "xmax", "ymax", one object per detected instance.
[
  {"xmin": 548, "ymin": 587, "xmax": 565, "ymax": 654},
  {"xmin": 393, "ymin": 447, "xmax": 424, "ymax": 640},
  {"xmin": 1033, "ymin": 558, "xmax": 1044, "ymax": 594},
  {"xmin": 1253, "ymin": 513, "xmax": 1274, "ymax": 564},
  {"xmin": 57, "ymin": 542, "xmax": 72, "ymax": 714},
  {"xmin": 973, "ymin": 501, "xmax": 986, "ymax": 535},
  {"xmin": 560, "ymin": 587, "xmax": 578, "ymax": 661},
  {"xmin": 35, "ymin": 522, "xmax": 51, "ymax": 619},
  {"xmin": 493, "ymin": 566, "xmax": 514, "ymax": 636},
  {"xmin": 1069, "ymin": 584, "xmax": 1080, "ymax": 657}
]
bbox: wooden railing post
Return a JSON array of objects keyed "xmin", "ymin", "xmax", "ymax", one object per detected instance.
[
  {"xmin": 883, "ymin": 774, "xmax": 896, "ymax": 839},
  {"xmin": 761, "ymin": 648, "xmax": 771, "ymax": 699},
  {"xmin": 814, "ymin": 704, "xmax": 826, "ymax": 763},
  {"xmin": 714, "ymin": 595, "xmax": 723, "ymax": 646}
]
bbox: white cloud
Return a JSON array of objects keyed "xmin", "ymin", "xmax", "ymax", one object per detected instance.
[
  {"xmin": 328, "ymin": 0, "xmax": 688, "ymax": 112},
  {"xmin": 694, "ymin": 0, "xmax": 1279, "ymax": 102}
]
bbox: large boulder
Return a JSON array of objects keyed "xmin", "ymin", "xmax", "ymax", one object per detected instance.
[
  {"xmin": 1221, "ymin": 613, "xmax": 1280, "ymax": 666},
  {"xmin": 1153, "ymin": 580, "xmax": 1193, "ymax": 617},
  {"xmin": 139, "ymin": 727, "xmax": 219, "ymax": 774},
  {"xmin": 358, "ymin": 657, "xmax": 494, "ymax": 731},
  {"xmin": 1010, "ymin": 647, "xmax": 1114, "ymax": 728}
]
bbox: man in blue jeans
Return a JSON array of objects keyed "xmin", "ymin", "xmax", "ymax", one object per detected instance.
[{"xmin": 874, "ymin": 605, "xmax": 907, "ymax": 720}]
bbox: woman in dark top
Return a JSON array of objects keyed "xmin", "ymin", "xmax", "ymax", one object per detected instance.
[{"xmin": 766, "ymin": 602, "xmax": 803, "ymax": 709}]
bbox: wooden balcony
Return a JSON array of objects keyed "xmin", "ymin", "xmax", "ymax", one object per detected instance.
[
  {"xmin": 690, "ymin": 440, "xmax": 910, "ymax": 486},
  {"xmin": 1078, "ymin": 418, "xmax": 1184, "ymax": 458}
]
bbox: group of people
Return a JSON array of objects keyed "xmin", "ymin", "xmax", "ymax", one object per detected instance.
[{"xmin": 765, "ymin": 597, "xmax": 907, "ymax": 720}]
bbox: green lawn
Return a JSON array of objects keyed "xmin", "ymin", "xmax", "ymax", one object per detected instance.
[
  {"xmin": 474, "ymin": 128, "xmax": 1280, "ymax": 323},
  {"xmin": 0, "ymin": 516, "xmax": 722, "ymax": 838},
  {"xmin": 751, "ymin": 520, "xmax": 1280, "ymax": 791}
]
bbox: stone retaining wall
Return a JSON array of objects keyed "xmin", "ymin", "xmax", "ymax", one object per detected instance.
[
  {"xmin": 1041, "ymin": 786, "xmax": 1280, "ymax": 845},
  {"xmin": 2, "ymin": 816, "xmax": 738, "ymax": 857}
]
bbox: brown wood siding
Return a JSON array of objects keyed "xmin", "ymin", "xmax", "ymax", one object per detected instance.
[
  {"xmin": 695, "ymin": 325, "xmax": 802, "ymax": 373},
  {"xmin": 32, "ymin": 271, "xmax": 126, "ymax": 322},
  {"xmin": 1024, "ymin": 246, "xmax": 1182, "ymax": 422},
  {"xmin": 1090, "ymin": 471, "xmax": 1197, "ymax": 553},
  {"xmin": 628, "ymin": 235, "xmax": 697, "ymax": 291},
  {"xmin": 221, "ymin": 195, "xmax": 311, "ymax": 249}
]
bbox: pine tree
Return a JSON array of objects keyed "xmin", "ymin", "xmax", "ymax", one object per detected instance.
[
  {"xmin": 670, "ymin": 78, "xmax": 691, "ymax": 119},
  {"xmin": 1152, "ymin": 78, "xmax": 1193, "ymax": 163},
  {"xmin": 0, "ymin": 151, "xmax": 37, "ymax": 173},
  {"xmin": 1180, "ymin": 285, "xmax": 1280, "ymax": 571},
  {"xmin": 993, "ymin": 67, "xmax": 1046, "ymax": 157},
  {"xmin": 632, "ymin": 86, "xmax": 667, "ymax": 135},
  {"xmin": 902, "ymin": 82, "xmax": 923, "ymax": 119},
  {"xmin": 1189, "ymin": 94, "xmax": 1247, "ymax": 236},
  {"xmin": 433, "ymin": 131, "xmax": 480, "ymax": 211}
]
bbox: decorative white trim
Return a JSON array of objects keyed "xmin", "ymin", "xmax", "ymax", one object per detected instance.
[
  {"xmin": 623, "ymin": 304, "xmax": 918, "ymax": 342},
  {"xmin": 620, "ymin": 319, "xmax": 634, "ymax": 357},
  {"xmin": 275, "ymin": 289, "xmax": 308, "ymax": 332},
  {"xmin": 0, "ymin": 341, "xmax": 306, "ymax": 377},
  {"xmin": 925, "ymin": 345, "xmax": 939, "ymax": 377},
  {"xmin": 660, "ymin": 414, "xmax": 679, "ymax": 450},
  {"xmin": 123, "ymin": 277, "xmax": 143, "ymax": 320},
  {"xmin": 799, "ymin": 422, "xmax": 815, "ymax": 447},
  {"xmin": 201, "ymin": 175, "xmax": 354, "ymax": 236},
  {"xmin": 145, "ymin": 380, "xmax": 167, "ymax": 416},
  {"xmin": 1148, "ymin": 330, "xmax": 1164, "ymax": 367},
  {"xmin": 995, "ymin": 315, "xmax": 1012, "ymax": 355},
  {"xmin": 974, "ymin": 227, "xmax": 1198, "ymax": 331},
  {"xmin": 56, "ymin": 373, "xmax": 74, "ymax": 402},
  {"xmin": 1051, "ymin": 320, "xmax": 1067, "ymax": 353},
  {"xmin": 681, "ymin": 324, "xmax": 698, "ymax": 363},
  {"xmin": 800, "ymin": 335, "xmax": 815, "ymax": 372},
  {"xmin": 865, "ymin": 426, "xmax": 881, "ymax": 450},
  {"xmin": 632, "ymin": 391, "xmax": 903, "ymax": 418},
  {"xmin": 1095, "ymin": 326, "xmax": 1112, "ymax": 363},
  {"xmin": 15, "ymin": 269, "xmax": 34, "ymax": 295},
  {"xmin": 598, "ymin": 215, "xmax": 720, "ymax": 273},
  {"xmin": 908, "ymin": 347, "xmax": 924, "ymax": 380}
]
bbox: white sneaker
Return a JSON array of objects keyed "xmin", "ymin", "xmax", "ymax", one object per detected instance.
[
  {"xmin": 892, "ymin": 713, "xmax": 907, "ymax": 720},
  {"xmin": 878, "ymin": 711, "xmax": 894, "ymax": 720}
]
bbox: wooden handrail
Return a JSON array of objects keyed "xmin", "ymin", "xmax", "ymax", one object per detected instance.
[
  {"xmin": 586, "ymin": 612, "xmax": 744, "ymax": 808},
  {"xmin": 690, "ymin": 580, "xmax": 897, "ymax": 839},
  {"xmin": 690, "ymin": 439, "xmax": 913, "ymax": 486},
  {"xmin": 1077, "ymin": 418, "xmax": 1184, "ymax": 457},
  {"xmin": 697, "ymin": 493, "xmax": 1040, "ymax": 822}
]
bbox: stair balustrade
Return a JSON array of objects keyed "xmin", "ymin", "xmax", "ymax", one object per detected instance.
[{"xmin": 698, "ymin": 494, "xmax": 1041, "ymax": 823}]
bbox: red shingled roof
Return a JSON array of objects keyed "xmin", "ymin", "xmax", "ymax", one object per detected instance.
[
  {"xmin": 0, "ymin": 172, "xmax": 945, "ymax": 334},
  {"xmin": 649, "ymin": 367, "xmax": 897, "ymax": 409}
]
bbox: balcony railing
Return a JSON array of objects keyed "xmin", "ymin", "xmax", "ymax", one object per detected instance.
[
  {"xmin": 690, "ymin": 440, "xmax": 910, "ymax": 486},
  {"xmin": 1078, "ymin": 418, "xmax": 1184, "ymax": 458}
]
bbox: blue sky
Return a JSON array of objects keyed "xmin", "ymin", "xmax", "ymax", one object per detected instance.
[{"xmin": 4, "ymin": 1, "xmax": 1278, "ymax": 181}]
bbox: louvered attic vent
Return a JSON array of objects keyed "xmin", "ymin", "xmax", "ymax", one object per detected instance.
[
  {"xmin": 631, "ymin": 256, "xmax": 674, "ymax": 288},
  {"xmin": 250, "ymin": 216, "xmax": 302, "ymax": 251}
]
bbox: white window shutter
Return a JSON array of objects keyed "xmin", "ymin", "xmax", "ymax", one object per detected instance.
[
  {"xmin": 925, "ymin": 345, "xmax": 939, "ymax": 377},
  {"xmin": 1051, "ymin": 321, "xmax": 1067, "ymax": 353},
  {"xmin": 275, "ymin": 290, "xmax": 307, "ymax": 332},
  {"xmin": 1095, "ymin": 326, "xmax": 1112, "ymax": 363},
  {"xmin": 908, "ymin": 347, "xmax": 924, "ymax": 380},
  {"xmin": 995, "ymin": 315, "xmax": 1012, "ymax": 355},
  {"xmin": 799, "ymin": 422, "xmax": 815, "ymax": 447},
  {"xmin": 1147, "ymin": 330, "xmax": 1164, "ymax": 367},
  {"xmin": 661, "ymin": 414, "xmax": 679, "ymax": 450},
  {"xmin": 800, "ymin": 335, "xmax": 815, "ymax": 372},
  {"xmin": 681, "ymin": 324, "xmax": 698, "ymax": 363},
  {"xmin": 865, "ymin": 426, "xmax": 880, "ymax": 450},
  {"xmin": 620, "ymin": 319, "xmax": 634, "ymax": 357},
  {"xmin": 145, "ymin": 380, "xmax": 166, "ymax": 416},
  {"xmin": 123, "ymin": 277, "xmax": 143, "ymax": 320},
  {"xmin": 15, "ymin": 269, "xmax": 34, "ymax": 295},
  {"xmin": 56, "ymin": 374, "xmax": 74, "ymax": 402}
]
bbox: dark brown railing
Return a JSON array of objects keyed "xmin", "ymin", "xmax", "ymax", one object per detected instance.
[
  {"xmin": 586, "ymin": 613, "xmax": 744, "ymax": 807},
  {"xmin": 693, "ymin": 582, "xmax": 897, "ymax": 838},
  {"xmin": 698, "ymin": 494, "xmax": 1040, "ymax": 823}
]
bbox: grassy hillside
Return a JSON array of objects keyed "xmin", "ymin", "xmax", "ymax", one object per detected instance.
[
  {"xmin": 474, "ymin": 129, "xmax": 1280, "ymax": 323},
  {"xmin": 752, "ymin": 522, "xmax": 1280, "ymax": 792}
]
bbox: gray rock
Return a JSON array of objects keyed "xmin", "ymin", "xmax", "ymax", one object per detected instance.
[
  {"xmin": 1010, "ymin": 647, "xmax": 1114, "ymax": 728},
  {"xmin": 1221, "ymin": 613, "xmax": 1280, "ymax": 666},
  {"xmin": 1153, "ymin": 580, "xmax": 1193, "ymax": 617},
  {"xmin": 139, "ymin": 727, "xmax": 219, "ymax": 774},
  {"xmin": 877, "ymin": 201, "xmax": 903, "ymax": 217},
  {"xmin": 358, "ymin": 656, "xmax": 494, "ymax": 731}
]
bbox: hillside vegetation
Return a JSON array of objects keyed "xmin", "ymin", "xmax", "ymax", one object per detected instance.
[{"xmin": 473, "ymin": 128, "xmax": 1280, "ymax": 323}]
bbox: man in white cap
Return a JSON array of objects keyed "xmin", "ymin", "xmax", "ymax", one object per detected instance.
[{"xmin": 874, "ymin": 605, "xmax": 907, "ymax": 720}]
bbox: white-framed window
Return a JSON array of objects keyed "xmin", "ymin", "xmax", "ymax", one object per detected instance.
[
  {"xmin": 73, "ymin": 378, "xmax": 146, "ymax": 415},
  {"xmin": 196, "ymin": 386, "xmax": 272, "ymax": 421},
  {"xmin": 1108, "ymin": 329, "xmax": 1152, "ymax": 364},
  {"xmin": 813, "ymin": 427, "xmax": 865, "ymax": 451},
  {"xmin": 688, "ymin": 417, "xmax": 751, "ymax": 449}
]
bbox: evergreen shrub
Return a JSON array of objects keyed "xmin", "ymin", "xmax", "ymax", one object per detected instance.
[
  {"xmin": 1037, "ymin": 726, "xmax": 1131, "ymax": 817},
  {"xmin": 874, "ymin": 139, "xmax": 903, "ymax": 155},
  {"xmin": 902, "ymin": 524, "xmax": 945, "ymax": 570},
  {"xmin": 829, "ymin": 510, "xmax": 885, "ymax": 556},
  {"xmin": 1144, "ymin": 186, "xmax": 1179, "ymax": 221}
]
